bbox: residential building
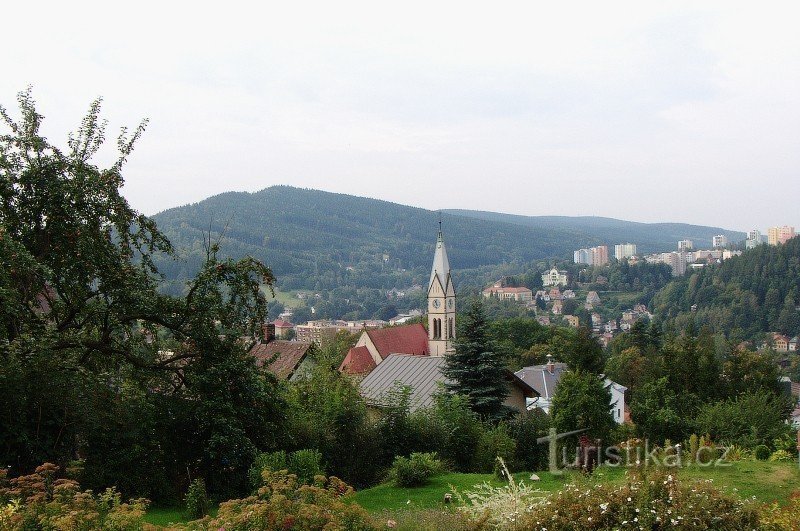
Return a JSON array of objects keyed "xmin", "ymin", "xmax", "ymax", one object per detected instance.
[
  {"xmin": 295, "ymin": 321, "xmax": 342, "ymax": 347},
  {"xmin": 614, "ymin": 243, "xmax": 637, "ymax": 260},
  {"xmin": 536, "ymin": 315, "xmax": 551, "ymax": 326},
  {"xmin": 768, "ymin": 226, "xmax": 796, "ymax": 245},
  {"xmin": 514, "ymin": 359, "xmax": 627, "ymax": 424},
  {"xmin": 712, "ymin": 235, "xmax": 728, "ymax": 248},
  {"xmin": 586, "ymin": 291, "xmax": 601, "ymax": 305},
  {"xmin": 573, "ymin": 248, "xmax": 592, "ymax": 265},
  {"xmin": 251, "ymin": 340, "xmax": 315, "ymax": 381},
  {"xmin": 548, "ymin": 288, "xmax": 563, "ymax": 300},
  {"xmin": 574, "ymin": 246, "xmax": 609, "ymax": 266},
  {"xmin": 542, "ymin": 267, "xmax": 568, "ymax": 287},
  {"xmin": 564, "ymin": 315, "xmax": 580, "ymax": 328},
  {"xmin": 746, "ymin": 229, "xmax": 763, "ymax": 249},
  {"xmin": 678, "ymin": 239, "xmax": 693, "ymax": 251},
  {"xmin": 482, "ymin": 283, "xmax": 533, "ymax": 302},
  {"xmin": 271, "ymin": 319, "xmax": 296, "ymax": 339},
  {"xmin": 359, "ymin": 354, "xmax": 537, "ymax": 413},
  {"xmin": 562, "ymin": 290, "xmax": 576, "ymax": 299},
  {"xmin": 551, "ymin": 300, "xmax": 563, "ymax": 315}
]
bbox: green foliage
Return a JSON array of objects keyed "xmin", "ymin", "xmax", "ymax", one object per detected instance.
[
  {"xmin": 184, "ymin": 478, "xmax": 209, "ymax": 520},
  {"xmin": 203, "ymin": 470, "xmax": 375, "ymax": 531},
  {"xmin": 754, "ymin": 444, "xmax": 771, "ymax": 461},
  {"xmin": 389, "ymin": 453, "xmax": 445, "ymax": 487},
  {"xmin": 520, "ymin": 468, "xmax": 761, "ymax": 530},
  {"xmin": 652, "ymin": 237, "xmax": 800, "ymax": 340},
  {"xmin": 471, "ymin": 424, "xmax": 517, "ymax": 475},
  {"xmin": 507, "ymin": 410, "xmax": 551, "ymax": 472},
  {"xmin": 694, "ymin": 392, "xmax": 792, "ymax": 449},
  {"xmin": 551, "ymin": 371, "xmax": 615, "ymax": 444},
  {"xmin": 769, "ymin": 449, "xmax": 794, "ymax": 462},
  {"xmin": 248, "ymin": 451, "xmax": 288, "ymax": 490},
  {"xmin": 630, "ymin": 377, "xmax": 691, "ymax": 443},
  {"xmin": 443, "ymin": 298, "xmax": 509, "ymax": 420},
  {"xmin": 288, "ymin": 449, "xmax": 325, "ymax": 485}
]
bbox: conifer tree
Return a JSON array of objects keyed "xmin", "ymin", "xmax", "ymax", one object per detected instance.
[{"xmin": 442, "ymin": 298, "xmax": 509, "ymax": 420}]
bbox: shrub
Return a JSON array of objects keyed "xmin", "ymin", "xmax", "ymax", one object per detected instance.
[
  {"xmin": 249, "ymin": 450, "xmax": 288, "ymax": 489},
  {"xmin": 508, "ymin": 410, "xmax": 550, "ymax": 472},
  {"xmin": 754, "ymin": 444, "xmax": 771, "ymax": 460},
  {"xmin": 389, "ymin": 452, "xmax": 444, "ymax": 487},
  {"xmin": 520, "ymin": 468, "xmax": 761, "ymax": 530},
  {"xmin": 203, "ymin": 470, "xmax": 375, "ymax": 531},
  {"xmin": 472, "ymin": 424, "xmax": 516, "ymax": 474},
  {"xmin": 0, "ymin": 463, "xmax": 149, "ymax": 530},
  {"xmin": 454, "ymin": 457, "xmax": 545, "ymax": 528},
  {"xmin": 761, "ymin": 491, "xmax": 800, "ymax": 530},
  {"xmin": 769, "ymin": 449, "xmax": 794, "ymax": 462},
  {"xmin": 288, "ymin": 448, "xmax": 325, "ymax": 484},
  {"xmin": 184, "ymin": 478, "xmax": 209, "ymax": 520}
]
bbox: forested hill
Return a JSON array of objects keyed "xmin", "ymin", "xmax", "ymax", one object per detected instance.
[
  {"xmin": 651, "ymin": 237, "xmax": 800, "ymax": 341},
  {"xmin": 444, "ymin": 209, "xmax": 744, "ymax": 253},
  {"xmin": 151, "ymin": 186, "xmax": 743, "ymax": 293}
]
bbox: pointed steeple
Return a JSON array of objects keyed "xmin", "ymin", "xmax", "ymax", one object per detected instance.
[{"xmin": 429, "ymin": 224, "xmax": 451, "ymax": 291}]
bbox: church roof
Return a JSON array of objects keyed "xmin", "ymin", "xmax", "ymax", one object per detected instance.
[
  {"xmin": 429, "ymin": 230, "xmax": 451, "ymax": 291},
  {"xmin": 366, "ymin": 323, "xmax": 429, "ymax": 359},
  {"xmin": 339, "ymin": 345, "xmax": 377, "ymax": 375}
]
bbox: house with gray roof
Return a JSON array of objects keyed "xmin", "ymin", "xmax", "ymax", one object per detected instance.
[
  {"xmin": 514, "ymin": 357, "xmax": 628, "ymax": 424},
  {"xmin": 359, "ymin": 354, "xmax": 538, "ymax": 413}
]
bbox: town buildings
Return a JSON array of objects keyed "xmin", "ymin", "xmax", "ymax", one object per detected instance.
[
  {"xmin": 678, "ymin": 239, "xmax": 693, "ymax": 251},
  {"xmin": 482, "ymin": 282, "xmax": 533, "ymax": 302},
  {"xmin": 746, "ymin": 229, "xmax": 763, "ymax": 249},
  {"xmin": 768, "ymin": 226, "xmax": 796, "ymax": 245},
  {"xmin": 573, "ymin": 245, "xmax": 609, "ymax": 266},
  {"xmin": 614, "ymin": 243, "xmax": 637, "ymax": 260},
  {"xmin": 542, "ymin": 267, "xmax": 568, "ymax": 287},
  {"xmin": 712, "ymin": 235, "xmax": 728, "ymax": 248}
]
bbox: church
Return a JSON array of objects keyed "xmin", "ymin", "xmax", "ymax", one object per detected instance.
[
  {"xmin": 339, "ymin": 225, "xmax": 457, "ymax": 375},
  {"xmin": 339, "ymin": 226, "xmax": 538, "ymax": 413}
]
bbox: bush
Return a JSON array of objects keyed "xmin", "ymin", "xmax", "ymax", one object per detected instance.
[
  {"xmin": 508, "ymin": 410, "xmax": 550, "ymax": 472},
  {"xmin": 519, "ymin": 468, "xmax": 761, "ymax": 530},
  {"xmin": 769, "ymin": 449, "xmax": 794, "ymax": 462},
  {"xmin": 288, "ymin": 449, "xmax": 324, "ymax": 484},
  {"xmin": 184, "ymin": 478, "xmax": 209, "ymax": 520},
  {"xmin": 389, "ymin": 452, "xmax": 444, "ymax": 487},
  {"xmin": 472, "ymin": 424, "xmax": 516, "ymax": 474},
  {"xmin": 204, "ymin": 470, "xmax": 375, "ymax": 530},
  {"xmin": 695, "ymin": 393, "xmax": 791, "ymax": 449},
  {"xmin": 248, "ymin": 451, "xmax": 288, "ymax": 490},
  {"xmin": 754, "ymin": 444, "xmax": 771, "ymax": 461}
]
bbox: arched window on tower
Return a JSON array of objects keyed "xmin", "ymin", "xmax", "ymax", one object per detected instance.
[
  {"xmin": 432, "ymin": 318, "xmax": 441, "ymax": 339},
  {"xmin": 448, "ymin": 318, "xmax": 454, "ymax": 339}
]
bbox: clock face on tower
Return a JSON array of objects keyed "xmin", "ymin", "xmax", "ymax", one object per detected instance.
[
  {"xmin": 447, "ymin": 299, "xmax": 454, "ymax": 309},
  {"xmin": 432, "ymin": 299, "xmax": 441, "ymax": 309}
]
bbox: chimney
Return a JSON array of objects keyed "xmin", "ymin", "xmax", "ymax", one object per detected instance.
[
  {"xmin": 546, "ymin": 354, "xmax": 555, "ymax": 374},
  {"xmin": 262, "ymin": 322, "xmax": 276, "ymax": 343}
]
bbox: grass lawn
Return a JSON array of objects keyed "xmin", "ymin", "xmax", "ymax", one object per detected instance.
[{"xmin": 352, "ymin": 461, "xmax": 800, "ymax": 514}]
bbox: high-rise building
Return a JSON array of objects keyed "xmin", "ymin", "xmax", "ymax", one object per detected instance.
[
  {"xmin": 678, "ymin": 240, "xmax": 693, "ymax": 251},
  {"xmin": 768, "ymin": 226, "xmax": 795, "ymax": 246},
  {"xmin": 591, "ymin": 245, "xmax": 609, "ymax": 266},
  {"xmin": 614, "ymin": 243, "xmax": 637, "ymax": 260},
  {"xmin": 573, "ymin": 248, "xmax": 592, "ymax": 265},
  {"xmin": 712, "ymin": 235, "xmax": 728, "ymax": 249},
  {"xmin": 745, "ymin": 229, "xmax": 763, "ymax": 249}
]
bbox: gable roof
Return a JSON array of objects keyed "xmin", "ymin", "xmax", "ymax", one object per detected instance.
[
  {"xmin": 272, "ymin": 319, "xmax": 295, "ymax": 328},
  {"xmin": 250, "ymin": 340, "xmax": 313, "ymax": 379},
  {"xmin": 359, "ymin": 354, "xmax": 448, "ymax": 411},
  {"xmin": 339, "ymin": 345, "xmax": 377, "ymax": 375},
  {"xmin": 515, "ymin": 363, "xmax": 568, "ymax": 400},
  {"xmin": 366, "ymin": 323, "xmax": 429, "ymax": 359}
]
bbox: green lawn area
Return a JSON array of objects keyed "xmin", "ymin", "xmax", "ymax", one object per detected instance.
[
  {"xmin": 351, "ymin": 461, "xmax": 800, "ymax": 514},
  {"xmin": 261, "ymin": 287, "xmax": 307, "ymax": 309}
]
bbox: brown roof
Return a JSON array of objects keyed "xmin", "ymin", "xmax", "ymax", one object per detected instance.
[
  {"xmin": 366, "ymin": 323, "xmax": 429, "ymax": 359},
  {"xmin": 272, "ymin": 319, "xmax": 295, "ymax": 328},
  {"xmin": 483, "ymin": 286, "xmax": 532, "ymax": 294},
  {"xmin": 339, "ymin": 346, "xmax": 377, "ymax": 375},
  {"xmin": 250, "ymin": 341, "xmax": 313, "ymax": 379}
]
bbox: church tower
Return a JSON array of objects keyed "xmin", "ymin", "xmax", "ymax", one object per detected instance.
[{"xmin": 428, "ymin": 223, "xmax": 455, "ymax": 356}]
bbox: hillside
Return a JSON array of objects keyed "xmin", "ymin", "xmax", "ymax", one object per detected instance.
[
  {"xmin": 651, "ymin": 237, "xmax": 800, "ymax": 341},
  {"xmin": 444, "ymin": 209, "xmax": 744, "ymax": 253},
  {"xmin": 151, "ymin": 186, "xmax": 744, "ymax": 294}
]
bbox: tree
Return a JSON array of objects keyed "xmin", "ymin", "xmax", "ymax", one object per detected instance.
[
  {"xmin": 550, "ymin": 371, "xmax": 614, "ymax": 445},
  {"xmin": 442, "ymin": 298, "xmax": 509, "ymax": 420},
  {"xmin": 0, "ymin": 90, "xmax": 284, "ymax": 499},
  {"xmin": 629, "ymin": 377, "xmax": 693, "ymax": 443}
]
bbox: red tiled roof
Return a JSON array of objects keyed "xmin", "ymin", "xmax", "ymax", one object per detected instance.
[
  {"xmin": 250, "ymin": 341, "xmax": 313, "ymax": 379},
  {"xmin": 339, "ymin": 346, "xmax": 377, "ymax": 375},
  {"xmin": 483, "ymin": 286, "xmax": 531, "ymax": 293},
  {"xmin": 272, "ymin": 319, "xmax": 295, "ymax": 328},
  {"xmin": 366, "ymin": 323, "xmax": 429, "ymax": 359}
]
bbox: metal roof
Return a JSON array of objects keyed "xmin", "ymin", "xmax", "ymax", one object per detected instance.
[{"xmin": 359, "ymin": 354, "xmax": 449, "ymax": 411}]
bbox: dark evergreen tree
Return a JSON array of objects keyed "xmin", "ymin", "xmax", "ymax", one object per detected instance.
[
  {"xmin": 551, "ymin": 370, "xmax": 614, "ymax": 445},
  {"xmin": 442, "ymin": 298, "xmax": 509, "ymax": 420}
]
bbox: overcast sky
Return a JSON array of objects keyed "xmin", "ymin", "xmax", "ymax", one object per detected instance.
[{"xmin": 3, "ymin": 1, "xmax": 798, "ymax": 231}]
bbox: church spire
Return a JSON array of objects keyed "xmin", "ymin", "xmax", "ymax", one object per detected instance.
[
  {"xmin": 428, "ymin": 220, "xmax": 455, "ymax": 356},
  {"xmin": 429, "ymin": 222, "xmax": 451, "ymax": 291}
]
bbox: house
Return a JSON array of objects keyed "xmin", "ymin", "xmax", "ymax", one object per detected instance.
[
  {"xmin": 250, "ymin": 340, "xmax": 315, "ymax": 381},
  {"xmin": 562, "ymin": 290, "xmax": 576, "ymax": 299},
  {"xmin": 548, "ymin": 288, "xmax": 563, "ymax": 301},
  {"xmin": 789, "ymin": 336, "xmax": 799, "ymax": 352},
  {"xmin": 591, "ymin": 313, "xmax": 603, "ymax": 327},
  {"xmin": 514, "ymin": 358, "xmax": 627, "ymax": 424},
  {"xmin": 542, "ymin": 268, "xmax": 568, "ymax": 287},
  {"xmin": 482, "ymin": 285, "xmax": 533, "ymax": 302},
  {"xmin": 339, "ymin": 323, "xmax": 429, "ymax": 375},
  {"xmin": 586, "ymin": 291, "xmax": 601, "ymax": 305},
  {"xmin": 551, "ymin": 300, "xmax": 563, "ymax": 315},
  {"xmin": 536, "ymin": 315, "xmax": 551, "ymax": 326},
  {"xmin": 359, "ymin": 354, "xmax": 538, "ymax": 413},
  {"xmin": 564, "ymin": 315, "xmax": 580, "ymax": 328},
  {"xmin": 762, "ymin": 333, "xmax": 791, "ymax": 353},
  {"xmin": 272, "ymin": 319, "xmax": 295, "ymax": 339}
]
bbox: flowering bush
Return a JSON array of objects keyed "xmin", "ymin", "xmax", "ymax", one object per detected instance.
[
  {"xmin": 453, "ymin": 458, "xmax": 545, "ymax": 529},
  {"xmin": 190, "ymin": 469, "xmax": 375, "ymax": 530},
  {"xmin": 760, "ymin": 491, "xmax": 800, "ymax": 530},
  {"xmin": 520, "ymin": 468, "xmax": 761, "ymax": 530},
  {"xmin": 0, "ymin": 463, "xmax": 149, "ymax": 530}
]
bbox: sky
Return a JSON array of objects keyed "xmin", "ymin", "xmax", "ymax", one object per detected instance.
[{"xmin": 2, "ymin": 1, "xmax": 798, "ymax": 231}]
